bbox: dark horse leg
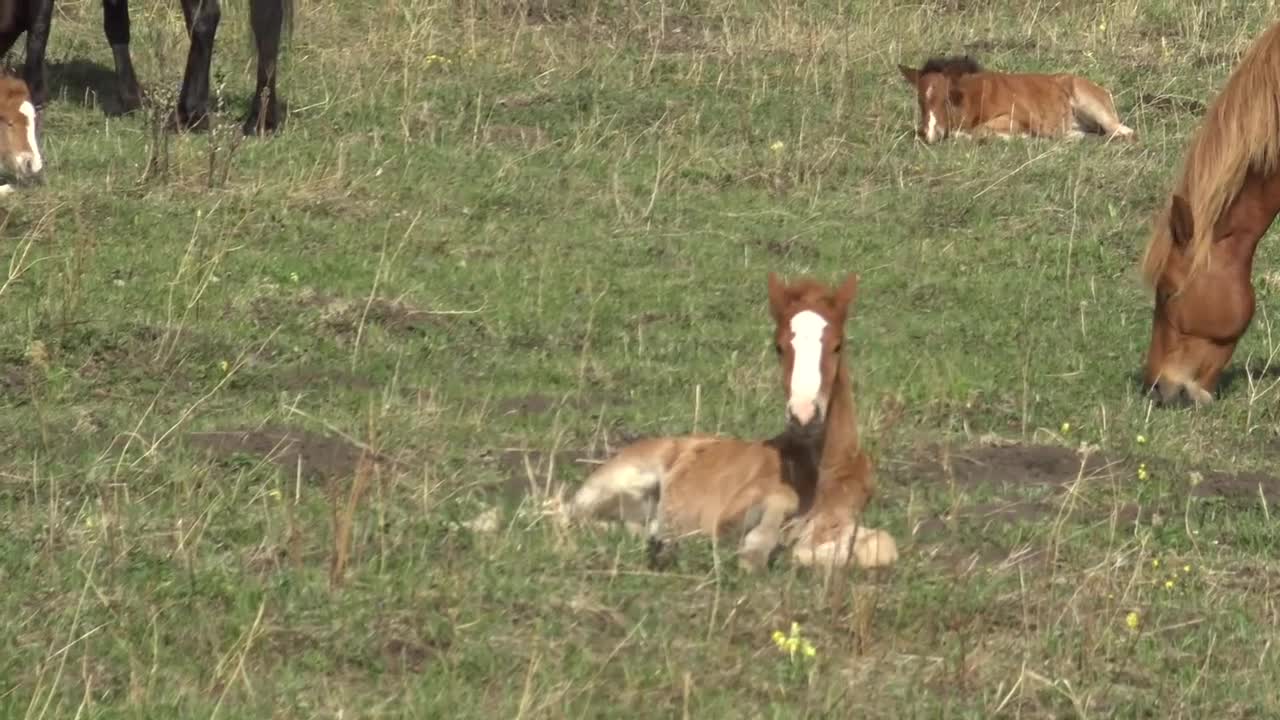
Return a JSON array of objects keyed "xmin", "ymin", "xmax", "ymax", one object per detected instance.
[
  {"xmin": 243, "ymin": 0, "xmax": 289, "ymax": 135},
  {"xmin": 19, "ymin": 0, "xmax": 52, "ymax": 111},
  {"xmin": 103, "ymin": 0, "xmax": 143, "ymax": 113},
  {"xmin": 173, "ymin": 0, "xmax": 220, "ymax": 131}
]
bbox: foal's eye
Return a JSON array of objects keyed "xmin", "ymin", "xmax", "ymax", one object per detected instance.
[
  {"xmin": 774, "ymin": 343, "xmax": 783, "ymax": 356},
  {"xmin": 833, "ymin": 343, "xmax": 843, "ymax": 354}
]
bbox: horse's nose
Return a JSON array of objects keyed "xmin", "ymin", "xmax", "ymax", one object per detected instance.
[
  {"xmin": 786, "ymin": 403, "xmax": 824, "ymax": 436},
  {"xmin": 17, "ymin": 153, "xmax": 43, "ymax": 181}
]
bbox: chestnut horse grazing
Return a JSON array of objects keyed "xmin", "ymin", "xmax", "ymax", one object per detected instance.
[
  {"xmin": 570, "ymin": 273, "xmax": 898, "ymax": 572},
  {"xmin": 897, "ymin": 56, "xmax": 1135, "ymax": 144},
  {"xmin": 0, "ymin": 75, "xmax": 43, "ymax": 193},
  {"xmin": 1141, "ymin": 22, "xmax": 1280, "ymax": 405}
]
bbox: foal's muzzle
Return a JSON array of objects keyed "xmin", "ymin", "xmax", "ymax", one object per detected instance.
[{"xmin": 786, "ymin": 405, "xmax": 825, "ymax": 437}]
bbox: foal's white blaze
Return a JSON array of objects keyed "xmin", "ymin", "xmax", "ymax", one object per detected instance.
[
  {"xmin": 17, "ymin": 101, "xmax": 41, "ymax": 175},
  {"xmin": 922, "ymin": 85, "xmax": 940, "ymax": 143},
  {"xmin": 787, "ymin": 310, "xmax": 827, "ymax": 425}
]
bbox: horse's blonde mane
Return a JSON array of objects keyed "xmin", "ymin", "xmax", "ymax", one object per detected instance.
[{"xmin": 1142, "ymin": 22, "xmax": 1280, "ymax": 288}]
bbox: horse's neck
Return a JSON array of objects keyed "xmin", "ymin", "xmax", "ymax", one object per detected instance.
[
  {"xmin": 818, "ymin": 363, "xmax": 859, "ymax": 470},
  {"xmin": 1222, "ymin": 171, "xmax": 1280, "ymax": 272}
]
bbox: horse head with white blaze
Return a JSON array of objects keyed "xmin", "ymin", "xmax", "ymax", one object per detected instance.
[{"xmin": 0, "ymin": 74, "xmax": 42, "ymax": 193}]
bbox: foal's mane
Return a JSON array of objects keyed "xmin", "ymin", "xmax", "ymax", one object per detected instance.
[
  {"xmin": 919, "ymin": 55, "xmax": 982, "ymax": 78},
  {"xmin": 1142, "ymin": 22, "xmax": 1280, "ymax": 288}
]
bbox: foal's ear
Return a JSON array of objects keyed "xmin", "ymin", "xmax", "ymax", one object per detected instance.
[
  {"xmin": 834, "ymin": 273, "xmax": 859, "ymax": 312},
  {"xmin": 767, "ymin": 271, "xmax": 790, "ymax": 318},
  {"xmin": 897, "ymin": 65, "xmax": 920, "ymax": 86},
  {"xmin": 1168, "ymin": 194, "xmax": 1194, "ymax": 249}
]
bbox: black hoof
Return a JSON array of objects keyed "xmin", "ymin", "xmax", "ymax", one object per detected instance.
[
  {"xmin": 168, "ymin": 107, "xmax": 211, "ymax": 133},
  {"xmin": 242, "ymin": 97, "xmax": 287, "ymax": 136}
]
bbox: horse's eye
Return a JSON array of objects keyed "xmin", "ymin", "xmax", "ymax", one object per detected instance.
[
  {"xmin": 833, "ymin": 343, "xmax": 843, "ymax": 354},
  {"xmin": 774, "ymin": 343, "xmax": 783, "ymax": 356}
]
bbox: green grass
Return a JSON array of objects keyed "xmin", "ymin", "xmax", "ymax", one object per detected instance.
[{"xmin": 3, "ymin": 0, "xmax": 1280, "ymax": 716}]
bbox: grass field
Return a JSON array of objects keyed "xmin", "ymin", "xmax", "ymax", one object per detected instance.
[{"xmin": 3, "ymin": 0, "xmax": 1280, "ymax": 716}]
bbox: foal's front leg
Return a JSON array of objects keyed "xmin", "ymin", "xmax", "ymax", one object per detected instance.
[
  {"xmin": 971, "ymin": 115, "xmax": 1020, "ymax": 141},
  {"xmin": 737, "ymin": 493, "xmax": 797, "ymax": 572}
]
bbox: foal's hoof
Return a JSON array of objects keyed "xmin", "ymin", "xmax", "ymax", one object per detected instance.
[
  {"xmin": 852, "ymin": 528, "xmax": 899, "ymax": 569},
  {"xmin": 646, "ymin": 537, "xmax": 675, "ymax": 571}
]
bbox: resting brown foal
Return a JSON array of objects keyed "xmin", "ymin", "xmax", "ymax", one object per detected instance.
[
  {"xmin": 1141, "ymin": 21, "xmax": 1280, "ymax": 404},
  {"xmin": 898, "ymin": 56, "xmax": 1135, "ymax": 144},
  {"xmin": 570, "ymin": 273, "xmax": 897, "ymax": 572}
]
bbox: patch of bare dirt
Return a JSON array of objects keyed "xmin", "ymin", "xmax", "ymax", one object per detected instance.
[
  {"xmin": 253, "ymin": 292, "xmax": 473, "ymax": 338},
  {"xmin": 903, "ymin": 444, "xmax": 1113, "ymax": 493},
  {"xmin": 482, "ymin": 124, "xmax": 550, "ymax": 148},
  {"xmin": 493, "ymin": 392, "xmax": 628, "ymax": 418},
  {"xmin": 1190, "ymin": 470, "xmax": 1280, "ymax": 505},
  {"xmin": 493, "ymin": 446, "xmax": 595, "ymax": 500},
  {"xmin": 757, "ymin": 236, "xmax": 820, "ymax": 262},
  {"xmin": 274, "ymin": 365, "xmax": 377, "ymax": 393},
  {"xmin": 1136, "ymin": 92, "xmax": 1205, "ymax": 116},
  {"xmin": 962, "ymin": 38, "xmax": 1038, "ymax": 54},
  {"xmin": 186, "ymin": 426, "xmax": 385, "ymax": 481},
  {"xmin": 1193, "ymin": 48, "xmax": 1240, "ymax": 69},
  {"xmin": 642, "ymin": 14, "xmax": 719, "ymax": 53},
  {"xmin": 0, "ymin": 357, "xmax": 29, "ymax": 398}
]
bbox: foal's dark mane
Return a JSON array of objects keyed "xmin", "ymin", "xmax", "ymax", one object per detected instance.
[{"xmin": 919, "ymin": 55, "xmax": 982, "ymax": 77}]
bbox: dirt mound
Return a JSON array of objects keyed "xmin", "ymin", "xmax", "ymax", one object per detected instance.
[
  {"xmin": 903, "ymin": 443, "xmax": 1114, "ymax": 492},
  {"xmin": 186, "ymin": 426, "xmax": 384, "ymax": 481},
  {"xmin": 1191, "ymin": 470, "xmax": 1280, "ymax": 505}
]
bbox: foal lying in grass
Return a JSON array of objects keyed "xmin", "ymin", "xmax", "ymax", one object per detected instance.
[
  {"xmin": 571, "ymin": 273, "xmax": 898, "ymax": 572},
  {"xmin": 898, "ymin": 55, "xmax": 1135, "ymax": 144}
]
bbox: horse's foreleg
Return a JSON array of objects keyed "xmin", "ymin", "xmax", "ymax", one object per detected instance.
[
  {"xmin": 22, "ymin": 0, "xmax": 53, "ymax": 112},
  {"xmin": 243, "ymin": 0, "xmax": 288, "ymax": 135},
  {"xmin": 737, "ymin": 493, "xmax": 797, "ymax": 573},
  {"xmin": 173, "ymin": 0, "xmax": 220, "ymax": 131},
  {"xmin": 103, "ymin": 0, "xmax": 142, "ymax": 114},
  {"xmin": 971, "ymin": 115, "xmax": 1020, "ymax": 141}
]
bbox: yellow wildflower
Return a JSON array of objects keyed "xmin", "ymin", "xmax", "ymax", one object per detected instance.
[
  {"xmin": 1125, "ymin": 611, "xmax": 1139, "ymax": 630},
  {"xmin": 1164, "ymin": 579, "xmax": 1174, "ymax": 590},
  {"xmin": 1151, "ymin": 559, "xmax": 1160, "ymax": 569},
  {"xmin": 772, "ymin": 622, "xmax": 816, "ymax": 661},
  {"xmin": 1136, "ymin": 434, "xmax": 1147, "ymax": 444},
  {"xmin": 1183, "ymin": 564, "xmax": 1191, "ymax": 574},
  {"xmin": 769, "ymin": 140, "xmax": 785, "ymax": 153},
  {"xmin": 1060, "ymin": 422, "xmax": 1071, "ymax": 434},
  {"xmin": 1137, "ymin": 463, "xmax": 1148, "ymax": 481}
]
